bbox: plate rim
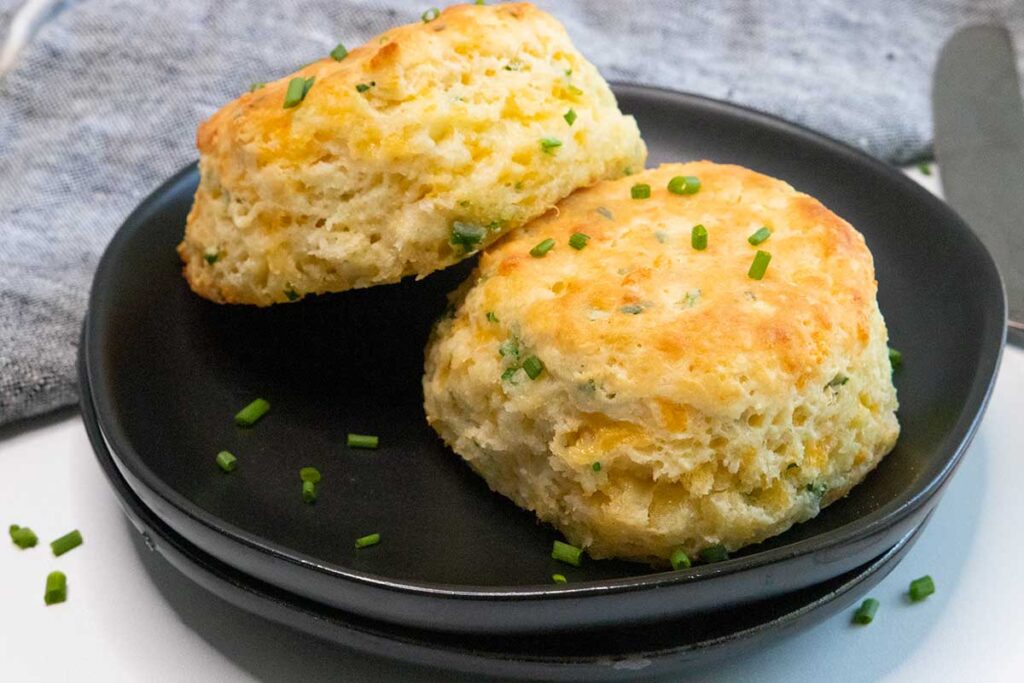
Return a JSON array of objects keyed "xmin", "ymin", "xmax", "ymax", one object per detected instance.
[
  {"xmin": 84, "ymin": 83, "xmax": 1006, "ymax": 601},
  {"xmin": 79, "ymin": 350, "xmax": 930, "ymax": 678}
]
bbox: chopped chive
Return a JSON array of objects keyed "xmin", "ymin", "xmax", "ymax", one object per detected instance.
[
  {"xmin": 569, "ymin": 232, "xmax": 590, "ymax": 250},
  {"xmin": 44, "ymin": 571, "xmax": 67, "ymax": 606},
  {"xmin": 284, "ymin": 288, "xmax": 300, "ymax": 302},
  {"xmin": 330, "ymin": 43, "xmax": 348, "ymax": 61},
  {"xmin": 748, "ymin": 250, "xmax": 772, "ymax": 280},
  {"xmin": 699, "ymin": 543, "xmax": 728, "ymax": 563},
  {"xmin": 283, "ymin": 77, "xmax": 310, "ymax": 108},
  {"xmin": 499, "ymin": 337, "xmax": 520, "ymax": 361},
  {"xmin": 748, "ymin": 226, "xmax": 772, "ymax": 245},
  {"xmin": 302, "ymin": 76, "xmax": 316, "ymax": 96},
  {"xmin": 355, "ymin": 533, "xmax": 381, "ymax": 548},
  {"xmin": 564, "ymin": 108, "xmax": 577, "ymax": 126},
  {"xmin": 450, "ymin": 221, "xmax": 487, "ymax": 253},
  {"xmin": 622, "ymin": 166, "xmax": 634, "ymax": 176},
  {"xmin": 691, "ymin": 224, "xmax": 708, "ymax": 250},
  {"xmin": 786, "ymin": 462, "xmax": 800, "ymax": 470},
  {"xmin": 540, "ymin": 137, "xmax": 562, "ymax": 154},
  {"xmin": 486, "ymin": 311, "xmax": 499, "ymax": 323},
  {"xmin": 216, "ymin": 450, "xmax": 237, "ymax": 473},
  {"xmin": 50, "ymin": 530, "xmax": 83, "ymax": 557},
  {"xmin": 596, "ymin": 206, "xmax": 614, "ymax": 220},
  {"xmin": 909, "ymin": 575, "xmax": 935, "ymax": 602},
  {"xmin": 552, "ymin": 573, "xmax": 567, "ymax": 584},
  {"xmin": 852, "ymin": 598, "xmax": 880, "ymax": 624},
  {"xmin": 421, "ymin": 7, "xmax": 440, "ymax": 22},
  {"xmin": 355, "ymin": 81, "xmax": 375, "ymax": 93},
  {"xmin": 347, "ymin": 433, "xmax": 379, "ymax": 449},
  {"xmin": 592, "ymin": 461, "xmax": 601, "ymax": 472},
  {"xmin": 826, "ymin": 374, "xmax": 849, "ymax": 389},
  {"xmin": 530, "ymin": 238, "xmax": 556, "ymax": 257},
  {"xmin": 888, "ymin": 347, "xmax": 903, "ymax": 371},
  {"xmin": 806, "ymin": 481, "xmax": 828, "ymax": 497},
  {"xmin": 9, "ymin": 525, "xmax": 38, "ymax": 549},
  {"xmin": 521, "ymin": 355, "xmax": 544, "ymax": 380},
  {"xmin": 299, "ymin": 466, "xmax": 321, "ymax": 484},
  {"xmin": 249, "ymin": 82, "xmax": 266, "ymax": 93},
  {"xmin": 917, "ymin": 162, "xmax": 932, "ymax": 176},
  {"xmin": 620, "ymin": 304, "xmax": 644, "ymax": 315},
  {"xmin": 552, "ymin": 540, "xmax": 583, "ymax": 566},
  {"xmin": 630, "ymin": 183, "xmax": 651, "ymax": 199},
  {"xmin": 670, "ymin": 548, "xmax": 691, "ymax": 570},
  {"xmin": 476, "ymin": 0, "xmax": 486, "ymax": 4},
  {"xmin": 667, "ymin": 175, "xmax": 701, "ymax": 195},
  {"xmin": 203, "ymin": 248, "xmax": 219, "ymax": 265},
  {"xmin": 302, "ymin": 480, "xmax": 317, "ymax": 504},
  {"xmin": 501, "ymin": 367, "xmax": 519, "ymax": 382},
  {"xmin": 235, "ymin": 398, "xmax": 270, "ymax": 427}
]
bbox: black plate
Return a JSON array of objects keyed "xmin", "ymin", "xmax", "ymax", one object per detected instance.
[
  {"xmin": 83, "ymin": 84, "xmax": 1004, "ymax": 635},
  {"xmin": 80, "ymin": 355, "xmax": 930, "ymax": 681}
]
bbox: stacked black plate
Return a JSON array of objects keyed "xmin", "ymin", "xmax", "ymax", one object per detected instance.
[{"xmin": 79, "ymin": 85, "xmax": 1004, "ymax": 680}]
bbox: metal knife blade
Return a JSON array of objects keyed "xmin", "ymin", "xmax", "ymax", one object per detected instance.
[{"xmin": 933, "ymin": 24, "xmax": 1024, "ymax": 344}]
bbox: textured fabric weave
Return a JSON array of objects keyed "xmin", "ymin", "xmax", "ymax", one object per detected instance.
[{"xmin": 1, "ymin": 0, "xmax": 1022, "ymax": 425}]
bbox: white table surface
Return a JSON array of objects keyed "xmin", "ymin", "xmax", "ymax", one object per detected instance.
[{"xmin": 3, "ymin": 169, "xmax": 1023, "ymax": 682}]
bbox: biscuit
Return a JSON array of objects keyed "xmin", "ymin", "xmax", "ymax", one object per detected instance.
[
  {"xmin": 179, "ymin": 2, "xmax": 646, "ymax": 305},
  {"xmin": 423, "ymin": 162, "xmax": 899, "ymax": 565}
]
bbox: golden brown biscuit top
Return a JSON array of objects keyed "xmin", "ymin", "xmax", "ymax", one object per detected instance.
[
  {"xmin": 198, "ymin": 3, "xmax": 577, "ymax": 167},
  {"xmin": 471, "ymin": 162, "xmax": 878, "ymax": 414}
]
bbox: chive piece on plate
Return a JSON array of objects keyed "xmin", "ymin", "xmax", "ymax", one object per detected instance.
[
  {"xmin": 355, "ymin": 533, "xmax": 381, "ymax": 549},
  {"xmin": 9, "ymin": 525, "xmax": 38, "ymax": 549},
  {"xmin": 620, "ymin": 304, "xmax": 644, "ymax": 315},
  {"xmin": 44, "ymin": 571, "xmax": 67, "ymax": 606},
  {"xmin": 909, "ymin": 575, "xmax": 935, "ymax": 602},
  {"xmin": 422, "ymin": 7, "xmax": 440, "ymax": 22},
  {"xmin": 521, "ymin": 355, "xmax": 544, "ymax": 380},
  {"xmin": 748, "ymin": 226, "xmax": 772, "ymax": 245},
  {"xmin": 568, "ymin": 232, "xmax": 590, "ymax": 250},
  {"xmin": 330, "ymin": 43, "xmax": 348, "ymax": 61},
  {"xmin": 302, "ymin": 480, "xmax": 317, "ymax": 504},
  {"xmin": 552, "ymin": 540, "xmax": 583, "ymax": 566},
  {"xmin": 691, "ymin": 224, "xmax": 708, "ymax": 251},
  {"xmin": 235, "ymin": 398, "xmax": 270, "ymax": 427},
  {"xmin": 51, "ymin": 530, "xmax": 83, "ymax": 557},
  {"xmin": 203, "ymin": 249, "xmax": 219, "ymax": 265},
  {"xmin": 591, "ymin": 461, "xmax": 601, "ymax": 472},
  {"xmin": 670, "ymin": 548, "xmax": 692, "ymax": 570},
  {"xmin": 852, "ymin": 598, "xmax": 879, "ymax": 624},
  {"xmin": 299, "ymin": 466, "xmax": 321, "ymax": 484},
  {"xmin": 355, "ymin": 82, "xmax": 374, "ymax": 93},
  {"xmin": 540, "ymin": 137, "xmax": 562, "ymax": 154},
  {"xmin": 216, "ymin": 451, "xmax": 237, "ymax": 473},
  {"xmin": 888, "ymin": 347, "xmax": 903, "ymax": 371},
  {"xmin": 667, "ymin": 175, "xmax": 701, "ymax": 195},
  {"xmin": 917, "ymin": 162, "xmax": 932, "ymax": 176},
  {"xmin": 283, "ymin": 77, "xmax": 308, "ymax": 108},
  {"xmin": 631, "ymin": 183, "xmax": 651, "ymax": 199},
  {"xmin": 564, "ymin": 108, "xmax": 577, "ymax": 126},
  {"xmin": 699, "ymin": 543, "xmax": 728, "ymax": 563},
  {"xmin": 347, "ymin": 433, "xmax": 379, "ymax": 449},
  {"xmin": 486, "ymin": 311, "xmax": 499, "ymax": 323},
  {"xmin": 450, "ymin": 221, "xmax": 486, "ymax": 253},
  {"xmin": 530, "ymin": 238, "xmax": 556, "ymax": 257},
  {"xmin": 748, "ymin": 250, "xmax": 772, "ymax": 280},
  {"xmin": 552, "ymin": 573, "xmax": 567, "ymax": 584}
]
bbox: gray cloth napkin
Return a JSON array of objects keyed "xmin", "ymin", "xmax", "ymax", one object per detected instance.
[{"xmin": 1, "ymin": 0, "xmax": 1023, "ymax": 426}]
